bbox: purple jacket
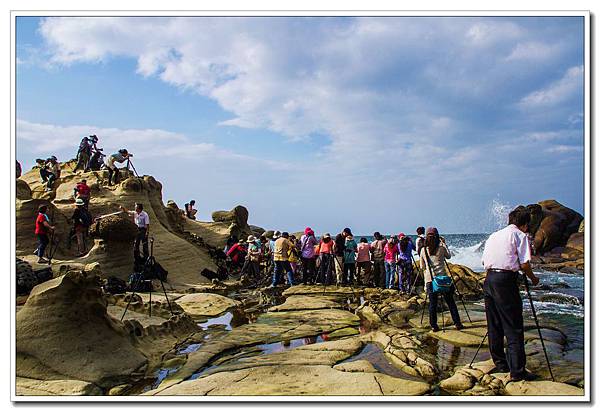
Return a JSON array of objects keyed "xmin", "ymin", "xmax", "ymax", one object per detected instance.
[{"xmin": 300, "ymin": 234, "xmax": 318, "ymax": 259}]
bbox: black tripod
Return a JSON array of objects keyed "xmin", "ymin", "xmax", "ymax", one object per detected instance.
[
  {"xmin": 444, "ymin": 261, "xmax": 472, "ymax": 323},
  {"xmin": 126, "ymin": 157, "xmax": 141, "ymax": 178},
  {"xmin": 468, "ymin": 274, "xmax": 554, "ymax": 381},
  {"xmin": 120, "ymin": 238, "xmax": 175, "ymax": 321}
]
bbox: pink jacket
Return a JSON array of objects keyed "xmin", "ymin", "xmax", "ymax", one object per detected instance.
[{"xmin": 384, "ymin": 243, "xmax": 399, "ymax": 262}]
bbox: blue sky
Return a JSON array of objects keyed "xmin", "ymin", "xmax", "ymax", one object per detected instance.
[{"xmin": 15, "ymin": 16, "xmax": 585, "ymax": 234}]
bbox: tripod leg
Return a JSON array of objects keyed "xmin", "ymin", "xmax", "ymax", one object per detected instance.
[
  {"xmin": 420, "ymin": 287, "xmax": 428, "ymax": 325},
  {"xmin": 524, "ymin": 277, "xmax": 555, "ymax": 381},
  {"xmin": 446, "ymin": 262, "xmax": 472, "ymax": 323},
  {"xmin": 121, "ymin": 276, "xmax": 142, "ymax": 321},
  {"xmin": 149, "ymin": 286, "xmax": 152, "ymax": 317},
  {"xmin": 441, "ymin": 296, "xmax": 445, "ymax": 332},
  {"xmin": 469, "ymin": 331, "xmax": 488, "ymax": 368},
  {"xmin": 160, "ymin": 279, "xmax": 174, "ymax": 317}
]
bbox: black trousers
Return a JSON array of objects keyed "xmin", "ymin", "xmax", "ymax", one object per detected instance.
[
  {"xmin": 343, "ymin": 262, "xmax": 356, "ymax": 285},
  {"xmin": 426, "ymin": 282, "xmax": 461, "ymax": 328},
  {"xmin": 134, "ymin": 227, "xmax": 149, "ymax": 259},
  {"xmin": 107, "ymin": 166, "xmax": 120, "ymax": 185},
  {"xmin": 301, "ymin": 257, "xmax": 316, "ymax": 284},
  {"xmin": 317, "ymin": 254, "xmax": 334, "ymax": 284},
  {"xmin": 483, "ymin": 270, "xmax": 526, "ymax": 378},
  {"xmin": 372, "ymin": 260, "xmax": 385, "ymax": 288}
]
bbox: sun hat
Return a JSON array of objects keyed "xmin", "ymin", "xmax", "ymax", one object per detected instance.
[
  {"xmin": 75, "ymin": 198, "xmax": 85, "ymax": 206},
  {"xmin": 272, "ymin": 230, "xmax": 281, "ymax": 239},
  {"xmin": 398, "ymin": 233, "xmax": 406, "ymax": 239},
  {"xmin": 323, "ymin": 233, "xmax": 331, "ymax": 238},
  {"xmin": 247, "ymin": 235, "xmax": 256, "ymax": 243}
]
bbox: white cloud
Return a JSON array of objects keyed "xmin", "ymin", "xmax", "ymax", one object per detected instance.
[
  {"xmin": 545, "ymin": 145, "xmax": 583, "ymax": 154},
  {"xmin": 505, "ymin": 41, "xmax": 562, "ymax": 61},
  {"xmin": 519, "ymin": 65, "xmax": 584, "ymax": 109}
]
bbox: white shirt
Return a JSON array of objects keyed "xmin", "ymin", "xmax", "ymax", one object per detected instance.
[
  {"xmin": 482, "ymin": 224, "xmax": 531, "ymax": 271},
  {"xmin": 133, "ymin": 211, "xmax": 150, "ymax": 228}
]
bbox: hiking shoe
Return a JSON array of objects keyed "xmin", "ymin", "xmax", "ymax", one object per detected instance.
[
  {"xmin": 455, "ymin": 323, "xmax": 465, "ymax": 330},
  {"xmin": 508, "ymin": 371, "xmax": 539, "ymax": 382},
  {"xmin": 431, "ymin": 325, "xmax": 440, "ymax": 332},
  {"xmin": 489, "ymin": 365, "xmax": 510, "ymax": 374}
]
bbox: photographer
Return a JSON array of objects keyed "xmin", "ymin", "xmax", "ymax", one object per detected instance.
[
  {"xmin": 481, "ymin": 207, "xmax": 540, "ymax": 381},
  {"xmin": 73, "ymin": 179, "xmax": 91, "ymax": 208},
  {"xmin": 120, "ymin": 203, "xmax": 150, "ymax": 260},
  {"xmin": 34, "ymin": 205, "xmax": 55, "ymax": 264},
  {"xmin": 71, "ymin": 198, "xmax": 92, "ymax": 257},
  {"xmin": 105, "ymin": 149, "xmax": 131, "ymax": 186}
]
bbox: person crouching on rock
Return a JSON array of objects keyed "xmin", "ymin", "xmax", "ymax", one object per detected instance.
[
  {"xmin": 185, "ymin": 200, "xmax": 197, "ymax": 220},
  {"xmin": 299, "ymin": 227, "xmax": 318, "ymax": 285},
  {"xmin": 44, "ymin": 156, "xmax": 60, "ymax": 192},
  {"xmin": 481, "ymin": 207, "xmax": 540, "ymax": 381},
  {"xmin": 120, "ymin": 203, "xmax": 150, "ymax": 260},
  {"xmin": 73, "ymin": 179, "xmax": 91, "ymax": 209},
  {"xmin": 105, "ymin": 149, "xmax": 130, "ymax": 186},
  {"xmin": 420, "ymin": 227, "xmax": 463, "ymax": 332},
  {"xmin": 317, "ymin": 233, "xmax": 335, "ymax": 285},
  {"xmin": 271, "ymin": 232, "xmax": 295, "ymax": 288},
  {"xmin": 35, "ymin": 205, "xmax": 55, "ymax": 264},
  {"xmin": 71, "ymin": 198, "xmax": 92, "ymax": 257},
  {"xmin": 226, "ymin": 238, "xmax": 247, "ymax": 271}
]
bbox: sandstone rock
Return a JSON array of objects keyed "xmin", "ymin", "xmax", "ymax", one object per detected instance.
[
  {"xmin": 333, "ymin": 360, "xmax": 378, "ymax": 373},
  {"xmin": 16, "ymin": 272, "xmax": 147, "ymax": 388},
  {"xmin": 504, "ymin": 380, "xmax": 584, "ymax": 396},
  {"xmin": 16, "ymin": 179, "xmax": 32, "ymax": 200},
  {"xmin": 16, "ymin": 377, "xmax": 103, "ymax": 396},
  {"xmin": 269, "ymin": 295, "xmax": 343, "ymax": 311},
  {"xmin": 527, "ymin": 200, "xmax": 583, "ymax": 255},
  {"xmin": 94, "ymin": 213, "xmax": 137, "ymax": 242},
  {"xmin": 175, "ymin": 293, "xmax": 241, "ymax": 318}
]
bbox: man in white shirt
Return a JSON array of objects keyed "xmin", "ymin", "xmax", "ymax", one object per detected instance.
[
  {"xmin": 120, "ymin": 203, "xmax": 150, "ymax": 259},
  {"xmin": 482, "ymin": 206, "xmax": 539, "ymax": 382}
]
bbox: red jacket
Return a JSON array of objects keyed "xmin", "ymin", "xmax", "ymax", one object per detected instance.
[{"xmin": 75, "ymin": 183, "xmax": 91, "ymax": 197}]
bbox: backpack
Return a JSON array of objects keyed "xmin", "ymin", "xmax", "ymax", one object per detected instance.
[
  {"xmin": 423, "ymin": 247, "xmax": 453, "ymax": 294},
  {"xmin": 128, "ymin": 273, "xmax": 153, "ymax": 292},
  {"xmin": 80, "ymin": 209, "xmax": 93, "ymax": 227},
  {"xmin": 104, "ymin": 276, "xmax": 127, "ymax": 294}
]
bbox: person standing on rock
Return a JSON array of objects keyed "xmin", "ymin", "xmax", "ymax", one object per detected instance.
[
  {"xmin": 481, "ymin": 207, "xmax": 540, "ymax": 381},
  {"xmin": 420, "ymin": 227, "xmax": 463, "ymax": 332},
  {"xmin": 415, "ymin": 226, "xmax": 426, "ymax": 255},
  {"xmin": 271, "ymin": 232, "xmax": 295, "ymax": 288},
  {"xmin": 120, "ymin": 203, "xmax": 150, "ymax": 260},
  {"xmin": 370, "ymin": 232, "xmax": 387, "ymax": 288},
  {"xmin": 356, "ymin": 237, "xmax": 372, "ymax": 286},
  {"xmin": 71, "ymin": 198, "xmax": 92, "ymax": 257},
  {"xmin": 334, "ymin": 228, "xmax": 350, "ymax": 284},
  {"xmin": 244, "ymin": 235, "xmax": 261, "ymax": 280},
  {"xmin": 342, "ymin": 233, "xmax": 358, "ymax": 286},
  {"xmin": 73, "ymin": 179, "xmax": 91, "ymax": 209},
  {"xmin": 384, "ymin": 236, "xmax": 399, "ymax": 289},
  {"xmin": 300, "ymin": 227, "xmax": 318, "ymax": 285},
  {"xmin": 105, "ymin": 149, "xmax": 130, "ymax": 186},
  {"xmin": 317, "ymin": 233, "xmax": 335, "ymax": 285},
  {"xmin": 397, "ymin": 233, "xmax": 416, "ymax": 293},
  {"xmin": 35, "ymin": 205, "xmax": 55, "ymax": 264}
]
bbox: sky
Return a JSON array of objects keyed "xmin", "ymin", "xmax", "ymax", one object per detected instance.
[{"xmin": 15, "ymin": 16, "xmax": 585, "ymax": 234}]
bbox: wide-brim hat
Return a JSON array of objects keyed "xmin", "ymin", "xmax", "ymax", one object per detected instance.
[
  {"xmin": 272, "ymin": 230, "xmax": 281, "ymax": 239},
  {"xmin": 247, "ymin": 235, "xmax": 256, "ymax": 243},
  {"xmin": 398, "ymin": 233, "xmax": 406, "ymax": 239},
  {"xmin": 75, "ymin": 198, "xmax": 85, "ymax": 206},
  {"xmin": 322, "ymin": 233, "xmax": 331, "ymax": 238}
]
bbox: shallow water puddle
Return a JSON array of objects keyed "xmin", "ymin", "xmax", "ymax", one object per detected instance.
[
  {"xmin": 258, "ymin": 335, "xmax": 325, "ymax": 354},
  {"xmin": 198, "ymin": 312, "xmax": 234, "ymax": 330},
  {"xmin": 339, "ymin": 343, "xmax": 422, "ymax": 381}
]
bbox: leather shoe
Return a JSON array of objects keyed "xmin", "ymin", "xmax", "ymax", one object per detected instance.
[
  {"xmin": 508, "ymin": 371, "xmax": 539, "ymax": 382},
  {"xmin": 489, "ymin": 365, "xmax": 510, "ymax": 374}
]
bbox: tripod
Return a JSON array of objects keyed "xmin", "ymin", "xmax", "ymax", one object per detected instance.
[
  {"xmin": 444, "ymin": 261, "xmax": 472, "ymax": 323},
  {"xmin": 126, "ymin": 157, "xmax": 141, "ymax": 178},
  {"xmin": 468, "ymin": 274, "xmax": 554, "ymax": 381},
  {"xmin": 120, "ymin": 238, "xmax": 175, "ymax": 321}
]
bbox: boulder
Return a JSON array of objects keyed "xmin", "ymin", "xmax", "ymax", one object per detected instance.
[
  {"xmin": 16, "ymin": 179, "xmax": 32, "ymax": 200},
  {"xmin": 175, "ymin": 293, "xmax": 241, "ymax": 318},
  {"xmin": 16, "ymin": 272, "xmax": 147, "ymax": 388},
  {"xmin": 527, "ymin": 200, "xmax": 583, "ymax": 255},
  {"xmin": 212, "ymin": 205, "xmax": 249, "ymax": 226},
  {"xmin": 93, "ymin": 213, "xmax": 137, "ymax": 242}
]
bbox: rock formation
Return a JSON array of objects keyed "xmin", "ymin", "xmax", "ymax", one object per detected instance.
[{"xmin": 526, "ymin": 200, "xmax": 583, "ymax": 255}]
